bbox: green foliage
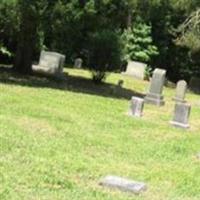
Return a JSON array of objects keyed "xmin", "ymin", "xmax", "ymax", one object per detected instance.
[
  {"xmin": 0, "ymin": 44, "xmax": 12, "ymax": 57},
  {"xmin": 0, "ymin": 0, "xmax": 17, "ymax": 59},
  {"xmin": 87, "ymin": 29, "xmax": 122, "ymax": 83},
  {"xmin": 121, "ymin": 22, "xmax": 159, "ymax": 63}
]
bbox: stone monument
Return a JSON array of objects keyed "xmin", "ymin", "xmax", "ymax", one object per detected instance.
[
  {"xmin": 129, "ymin": 97, "xmax": 144, "ymax": 117},
  {"xmin": 173, "ymin": 80, "xmax": 187, "ymax": 103},
  {"xmin": 144, "ymin": 68, "xmax": 166, "ymax": 106},
  {"xmin": 74, "ymin": 58, "xmax": 83, "ymax": 68},
  {"xmin": 32, "ymin": 50, "xmax": 65, "ymax": 76},
  {"xmin": 123, "ymin": 61, "xmax": 147, "ymax": 80},
  {"xmin": 170, "ymin": 103, "xmax": 191, "ymax": 129}
]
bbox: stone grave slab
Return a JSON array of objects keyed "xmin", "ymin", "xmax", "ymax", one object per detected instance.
[{"xmin": 99, "ymin": 175, "xmax": 147, "ymax": 194}]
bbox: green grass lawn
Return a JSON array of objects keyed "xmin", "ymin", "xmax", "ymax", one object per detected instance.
[{"xmin": 0, "ymin": 67, "xmax": 200, "ymax": 200}]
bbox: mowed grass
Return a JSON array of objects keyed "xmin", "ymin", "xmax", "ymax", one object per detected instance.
[{"xmin": 0, "ymin": 67, "xmax": 200, "ymax": 200}]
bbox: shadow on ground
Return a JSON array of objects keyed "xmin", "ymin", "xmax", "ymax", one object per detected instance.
[{"xmin": 0, "ymin": 66, "xmax": 144, "ymax": 100}]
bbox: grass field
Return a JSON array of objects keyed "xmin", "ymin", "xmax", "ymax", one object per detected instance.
[{"xmin": 0, "ymin": 67, "xmax": 200, "ymax": 200}]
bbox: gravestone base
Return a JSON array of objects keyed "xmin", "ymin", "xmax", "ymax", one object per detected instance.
[
  {"xmin": 170, "ymin": 121, "xmax": 190, "ymax": 129},
  {"xmin": 172, "ymin": 97, "xmax": 186, "ymax": 103},
  {"xmin": 145, "ymin": 93, "xmax": 165, "ymax": 106}
]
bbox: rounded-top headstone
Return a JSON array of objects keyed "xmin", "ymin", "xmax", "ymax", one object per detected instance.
[{"xmin": 173, "ymin": 80, "xmax": 187, "ymax": 103}]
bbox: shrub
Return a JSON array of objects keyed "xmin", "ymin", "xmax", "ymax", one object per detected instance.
[{"xmin": 87, "ymin": 30, "xmax": 122, "ymax": 83}]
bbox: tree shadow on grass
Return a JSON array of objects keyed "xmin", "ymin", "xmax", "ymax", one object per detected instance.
[{"xmin": 0, "ymin": 66, "xmax": 145, "ymax": 100}]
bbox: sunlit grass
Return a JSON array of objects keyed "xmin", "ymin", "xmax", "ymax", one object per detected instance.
[{"xmin": 0, "ymin": 67, "xmax": 200, "ymax": 200}]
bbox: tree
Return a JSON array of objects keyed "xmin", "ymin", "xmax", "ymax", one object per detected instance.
[
  {"xmin": 14, "ymin": 0, "xmax": 47, "ymax": 74},
  {"xmin": 87, "ymin": 30, "xmax": 122, "ymax": 83},
  {"xmin": 121, "ymin": 21, "xmax": 159, "ymax": 63}
]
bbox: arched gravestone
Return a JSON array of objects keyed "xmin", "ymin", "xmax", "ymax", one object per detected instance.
[
  {"xmin": 144, "ymin": 68, "xmax": 166, "ymax": 106},
  {"xmin": 173, "ymin": 80, "xmax": 187, "ymax": 103}
]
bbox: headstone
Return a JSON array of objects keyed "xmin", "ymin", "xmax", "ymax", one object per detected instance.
[
  {"xmin": 173, "ymin": 80, "xmax": 187, "ymax": 103},
  {"xmin": 144, "ymin": 68, "xmax": 166, "ymax": 106},
  {"xmin": 32, "ymin": 51, "xmax": 65, "ymax": 76},
  {"xmin": 170, "ymin": 103, "xmax": 191, "ymax": 129},
  {"xmin": 189, "ymin": 77, "xmax": 200, "ymax": 94},
  {"xmin": 122, "ymin": 61, "xmax": 147, "ymax": 80},
  {"xmin": 129, "ymin": 97, "xmax": 144, "ymax": 117},
  {"xmin": 99, "ymin": 175, "xmax": 147, "ymax": 195},
  {"xmin": 74, "ymin": 58, "xmax": 83, "ymax": 68}
]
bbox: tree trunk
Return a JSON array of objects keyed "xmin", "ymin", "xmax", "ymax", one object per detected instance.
[
  {"xmin": 14, "ymin": 2, "xmax": 37, "ymax": 74},
  {"xmin": 127, "ymin": 8, "xmax": 132, "ymax": 28}
]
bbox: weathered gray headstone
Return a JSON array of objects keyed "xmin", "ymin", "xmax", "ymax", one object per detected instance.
[
  {"xmin": 173, "ymin": 80, "xmax": 187, "ymax": 103},
  {"xmin": 189, "ymin": 77, "xmax": 200, "ymax": 94},
  {"xmin": 99, "ymin": 175, "xmax": 147, "ymax": 194},
  {"xmin": 144, "ymin": 68, "xmax": 166, "ymax": 106},
  {"xmin": 122, "ymin": 61, "xmax": 147, "ymax": 80},
  {"xmin": 129, "ymin": 97, "xmax": 144, "ymax": 117},
  {"xmin": 74, "ymin": 58, "xmax": 83, "ymax": 68},
  {"xmin": 32, "ymin": 50, "xmax": 65, "ymax": 76},
  {"xmin": 170, "ymin": 103, "xmax": 191, "ymax": 129}
]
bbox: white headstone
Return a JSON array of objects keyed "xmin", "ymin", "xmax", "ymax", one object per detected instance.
[
  {"xmin": 32, "ymin": 50, "xmax": 65, "ymax": 76},
  {"xmin": 129, "ymin": 97, "xmax": 144, "ymax": 117},
  {"xmin": 123, "ymin": 61, "xmax": 147, "ymax": 80},
  {"xmin": 74, "ymin": 58, "xmax": 83, "ymax": 68}
]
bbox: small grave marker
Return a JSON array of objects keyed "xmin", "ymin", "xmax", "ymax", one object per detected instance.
[
  {"xmin": 74, "ymin": 58, "xmax": 83, "ymax": 68},
  {"xmin": 99, "ymin": 175, "xmax": 147, "ymax": 195},
  {"xmin": 170, "ymin": 103, "xmax": 191, "ymax": 129},
  {"xmin": 129, "ymin": 97, "xmax": 144, "ymax": 117}
]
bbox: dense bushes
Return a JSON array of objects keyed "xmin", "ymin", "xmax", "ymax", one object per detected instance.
[
  {"xmin": 1, "ymin": 0, "xmax": 200, "ymax": 82},
  {"xmin": 87, "ymin": 30, "xmax": 122, "ymax": 83}
]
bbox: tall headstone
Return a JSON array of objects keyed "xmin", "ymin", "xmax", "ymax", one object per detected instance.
[
  {"xmin": 129, "ymin": 97, "xmax": 144, "ymax": 117},
  {"xmin": 173, "ymin": 80, "xmax": 187, "ymax": 103},
  {"xmin": 122, "ymin": 61, "xmax": 147, "ymax": 80},
  {"xmin": 144, "ymin": 68, "xmax": 166, "ymax": 106},
  {"xmin": 170, "ymin": 103, "xmax": 191, "ymax": 129},
  {"xmin": 74, "ymin": 58, "xmax": 83, "ymax": 68}
]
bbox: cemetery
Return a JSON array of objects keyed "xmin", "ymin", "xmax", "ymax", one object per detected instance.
[
  {"xmin": 1, "ymin": 66, "xmax": 200, "ymax": 200},
  {"xmin": 0, "ymin": 1, "xmax": 200, "ymax": 200}
]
